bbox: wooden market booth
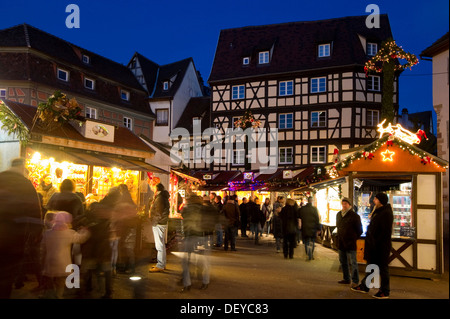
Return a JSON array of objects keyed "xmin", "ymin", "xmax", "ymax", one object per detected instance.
[{"xmin": 327, "ymin": 132, "xmax": 448, "ymax": 278}]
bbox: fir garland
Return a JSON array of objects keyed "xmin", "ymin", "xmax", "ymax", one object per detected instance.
[{"xmin": 0, "ymin": 100, "xmax": 29, "ymax": 144}]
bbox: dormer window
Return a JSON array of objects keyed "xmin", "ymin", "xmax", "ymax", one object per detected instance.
[
  {"xmin": 121, "ymin": 89, "xmax": 130, "ymax": 101},
  {"xmin": 82, "ymin": 54, "xmax": 90, "ymax": 64},
  {"xmin": 57, "ymin": 68, "xmax": 69, "ymax": 82},
  {"xmin": 258, "ymin": 51, "xmax": 269, "ymax": 64},
  {"xmin": 84, "ymin": 77, "xmax": 95, "ymax": 90},
  {"xmin": 367, "ymin": 43, "xmax": 378, "ymax": 56},
  {"xmin": 163, "ymin": 81, "xmax": 169, "ymax": 91},
  {"xmin": 242, "ymin": 57, "xmax": 250, "ymax": 65},
  {"xmin": 318, "ymin": 43, "xmax": 331, "ymax": 57}
]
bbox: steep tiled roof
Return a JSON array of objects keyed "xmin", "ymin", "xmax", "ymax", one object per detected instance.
[
  {"xmin": 152, "ymin": 58, "xmax": 194, "ymax": 98},
  {"xmin": 0, "ymin": 24, "xmax": 145, "ymax": 90},
  {"xmin": 174, "ymin": 96, "xmax": 210, "ymax": 131},
  {"xmin": 209, "ymin": 15, "xmax": 393, "ymax": 82},
  {"xmin": 0, "ymin": 24, "xmax": 153, "ymax": 116}
]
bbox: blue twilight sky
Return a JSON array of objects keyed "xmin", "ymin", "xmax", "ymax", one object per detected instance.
[{"xmin": 0, "ymin": 0, "xmax": 448, "ymax": 118}]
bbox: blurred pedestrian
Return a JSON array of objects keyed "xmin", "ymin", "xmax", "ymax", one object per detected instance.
[
  {"xmin": 147, "ymin": 181, "xmax": 170, "ymax": 272},
  {"xmin": 213, "ymin": 195, "xmax": 224, "ymax": 247},
  {"xmin": 261, "ymin": 198, "xmax": 273, "ymax": 236},
  {"xmin": 336, "ymin": 197, "xmax": 363, "ymax": 288},
  {"xmin": 249, "ymin": 197, "xmax": 264, "ymax": 244},
  {"xmin": 40, "ymin": 212, "xmax": 90, "ymax": 299},
  {"xmin": 352, "ymin": 192, "xmax": 393, "ymax": 299},
  {"xmin": 239, "ymin": 197, "xmax": 249, "ymax": 237},
  {"xmin": 271, "ymin": 202, "xmax": 283, "ymax": 253},
  {"xmin": 114, "ymin": 184, "xmax": 138, "ymax": 275},
  {"xmin": 279, "ymin": 198, "xmax": 300, "ymax": 259},
  {"xmin": 0, "ymin": 157, "xmax": 43, "ymax": 298},
  {"xmin": 80, "ymin": 199, "xmax": 114, "ymax": 299},
  {"xmin": 46, "ymin": 178, "xmax": 84, "ymax": 221},
  {"xmin": 222, "ymin": 196, "xmax": 240, "ymax": 251},
  {"xmin": 299, "ymin": 197, "xmax": 321, "ymax": 261},
  {"xmin": 37, "ymin": 173, "xmax": 57, "ymax": 209}
]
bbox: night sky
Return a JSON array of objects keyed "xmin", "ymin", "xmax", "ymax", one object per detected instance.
[{"xmin": 1, "ymin": 0, "xmax": 448, "ymax": 118}]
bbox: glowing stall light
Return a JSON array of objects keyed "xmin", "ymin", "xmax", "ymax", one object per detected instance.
[
  {"xmin": 381, "ymin": 149, "xmax": 395, "ymax": 162},
  {"xmin": 31, "ymin": 152, "xmax": 41, "ymax": 164}
]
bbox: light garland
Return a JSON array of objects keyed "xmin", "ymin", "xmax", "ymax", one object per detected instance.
[{"xmin": 364, "ymin": 40, "xmax": 419, "ymax": 75}]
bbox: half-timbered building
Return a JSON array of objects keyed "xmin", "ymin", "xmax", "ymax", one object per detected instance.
[{"xmin": 208, "ymin": 15, "xmax": 398, "ymax": 172}]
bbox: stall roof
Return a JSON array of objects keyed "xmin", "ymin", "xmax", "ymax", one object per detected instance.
[
  {"xmin": 27, "ymin": 144, "xmax": 167, "ymax": 174},
  {"xmin": 2, "ymin": 99, "xmax": 156, "ymax": 156}
]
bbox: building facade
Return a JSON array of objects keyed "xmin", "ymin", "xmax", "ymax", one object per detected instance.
[
  {"xmin": 420, "ymin": 32, "xmax": 449, "ymax": 246},
  {"xmin": 128, "ymin": 53, "xmax": 206, "ymax": 145},
  {"xmin": 0, "ymin": 24, "xmax": 154, "ymax": 139},
  {"xmin": 208, "ymin": 15, "xmax": 398, "ymax": 172}
]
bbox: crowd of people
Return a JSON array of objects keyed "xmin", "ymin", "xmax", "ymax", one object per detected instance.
[
  {"xmin": 0, "ymin": 158, "xmax": 140, "ymax": 299},
  {"xmin": 0, "ymin": 157, "xmax": 394, "ymax": 299}
]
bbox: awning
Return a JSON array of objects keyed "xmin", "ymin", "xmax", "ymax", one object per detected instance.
[
  {"xmin": 291, "ymin": 176, "xmax": 347, "ymax": 192},
  {"xmin": 27, "ymin": 145, "xmax": 167, "ymax": 174}
]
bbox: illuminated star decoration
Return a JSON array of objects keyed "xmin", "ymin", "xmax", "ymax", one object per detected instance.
[{"xmin": 381, "ymin": 149, "xmax": 395, "ymax": 162}]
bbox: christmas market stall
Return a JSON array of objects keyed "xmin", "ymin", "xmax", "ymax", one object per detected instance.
[
  {"xmin": 1, "ymin": 97, "xmax": 167, "ymax": 249},
  {"xmin": 326, "ymin": 121, "xmax": 448, "ymax": 278}
]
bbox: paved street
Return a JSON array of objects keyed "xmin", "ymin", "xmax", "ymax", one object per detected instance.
[{"xmin": 9, "ymin": 234, "xmax": 449, "ymax": 300}]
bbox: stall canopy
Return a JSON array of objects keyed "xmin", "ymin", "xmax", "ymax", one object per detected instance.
[{"xmin": 3, "ymin": 99, "xmax": 167, "ymax": 174}]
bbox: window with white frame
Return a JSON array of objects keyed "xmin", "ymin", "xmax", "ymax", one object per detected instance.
[
  {"xmin": 57, "ymin": 68, "xmax": 69, "ymax": 82},
  {"xmin": 232, "ymin": 85, "xmax": 245, "ymax": 100},
  {"xmin": 84, "ymin": 77, "xmax": 95, "ymax": 90},
  {"xmin": 85, "ymin": 106, "xmax": 97, "ymax": 119},
  {"xmin": 0, "ymin": 89, "xmax": 6, "ymax": 98},
  {"xmin": 311, "ymin": 111, "xmax": 326, "ymax": 128},
  {"xmin": 279, "ymin": 147, "xmax": 293, "ymax": 164},
  {"xmin": 233, "ymin": 149, "xmax": 245, "ymax": 165},
  {"xmin": 163, "ymin": 81, "xmax": 169, "ymax": 91},
  {"xmin": 259, "ymin": 51, "xmax": 269, "ymax": 64},
  {"xmin": 367, "ymin": 43, "xmax": 378, "ymax": 56},
  {"xmin": 156, "ymin": 109, "xmax": 169, "ymax": 126},
  {"xmin": 123, "ymin": 116, "xmax": 133, "ymax": 130},
  {"xmin": 311, "ymin": 77, "xmax": 326, "ymax": 93},
  {"xmin": 82, "ymin": 54, "xmax": 90, "ymax": 64},
  {"xmin": 311, "ymin": 146, "xmax": 326, "ymax": 163},
  {"xmin": 367, "ymin": 75, "xmax": 380, "ymax": 91},
  {"xmin": 366, "ymin": 109, "xmax": 379, "ymax": 126},
  {"xmin": 121, "ymin": 89, "xmax": 130, "ymax": 101},
  {"xmin": 279, "ymin": 113, "xmax": 293, "ymax": 129},
  {"xmin": 242, "ymin": 57, "xmax": 250, "ymax": 65},
  {"xmin": 318, "ymin": 43, "xmax": 331, "ymax": 57},
  {"xmin": 279, "ymin": 81, "xmax": 293, "ymax": 96}
]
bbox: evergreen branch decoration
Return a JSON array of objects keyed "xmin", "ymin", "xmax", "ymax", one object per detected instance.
[{"xmin": 0, "ymin": 100, "xmax": 30, "ymax": 144}]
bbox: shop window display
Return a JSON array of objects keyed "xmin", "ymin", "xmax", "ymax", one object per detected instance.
[{"xmin": 354, "ymin": 178, "xmax": 413, "ymax": 238}]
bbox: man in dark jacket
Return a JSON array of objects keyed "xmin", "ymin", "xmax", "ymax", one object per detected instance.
[
  {"xmin": 148, "ymin": 183, "xmax": 170, "ymax": 272},
  {"xmin": 248, "ymin": 197, "xmax": 264, "ymax": 244},
  {"xmin": 239, "ymin": 197, "xmax": 249, "ymax": 237},
  {"xmin": 352, "ymin": 192, "xmax": 393, "ymax": 299},
  {"xmin": 279, "ymin": 198, "xmax": 300, "ymax": 259},
  {"xmin": 222, "ymin": 198, "xmax": 240, "ymax": 251},
  {"xmin": 299, "ymin": 197, "xmax": 321, "ymax": 261},
  {"xmin": 336, "ymin": 197, "xmax": 363, "ymax": 287},
  {"xmin": 0, "ymin": 158, "xmax": 43, "ymax": 298}
]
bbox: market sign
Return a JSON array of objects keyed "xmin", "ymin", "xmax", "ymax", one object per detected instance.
[
  {"xmin": 243, "ymin": 172, "xmax": 253, "ymax": 180},
  {"xmin": 70, "ymin": 119, "xmax": 115, "ymax": 143},
  {"xmin": 283, "ymin": 170, "xmax": 292, "ymax": 179},
  {"xmin": 203, "ymin": 174, "xmax": 212, "ymax": 180}
]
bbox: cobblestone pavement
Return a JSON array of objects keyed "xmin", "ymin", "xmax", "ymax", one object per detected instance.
[{"xmin": 9, "ymin": 234, "xmax": 448, "ymax": 301}]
